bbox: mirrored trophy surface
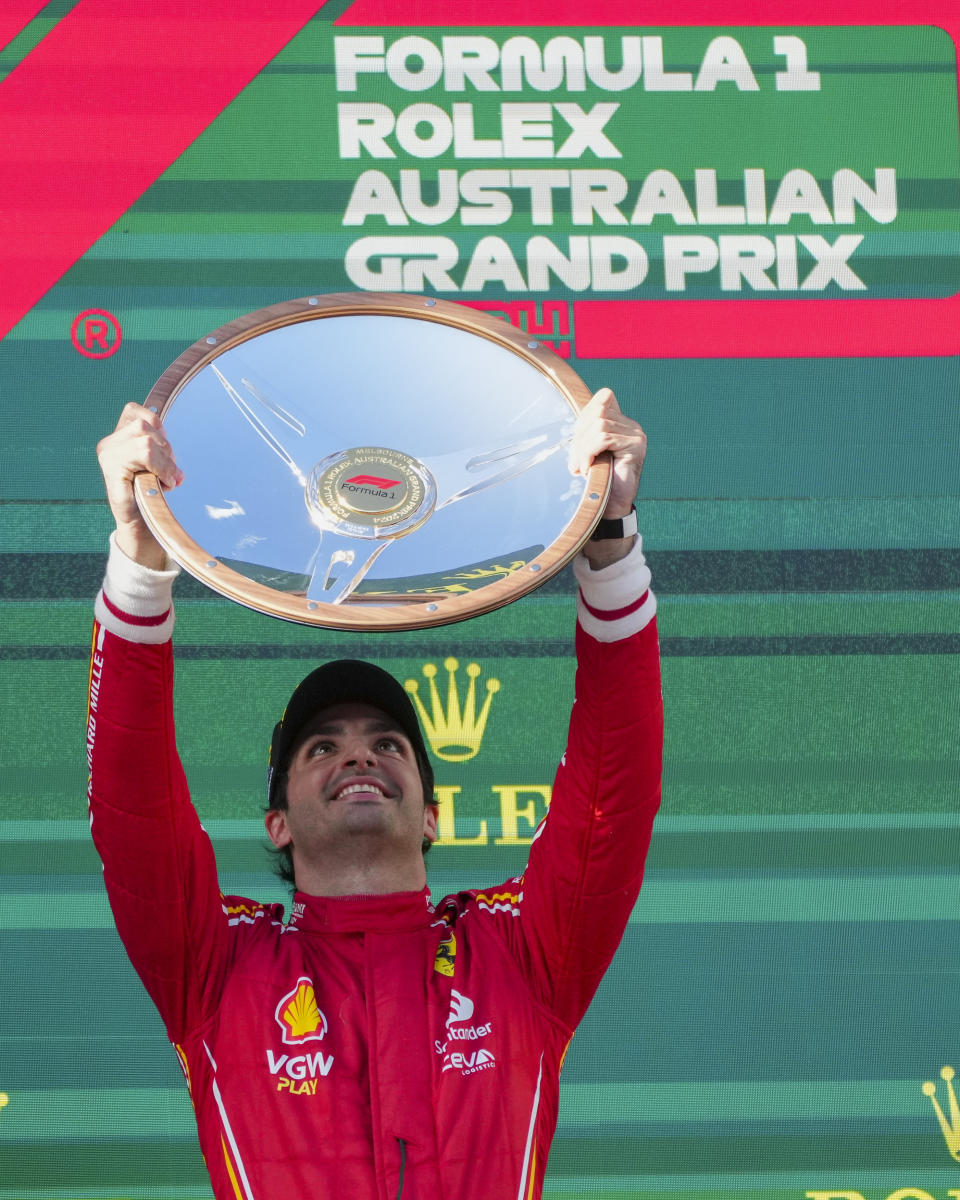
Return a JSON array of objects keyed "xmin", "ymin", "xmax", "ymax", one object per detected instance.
[{"xmin": 135, "ymin": 293, "xmax": 610, "ymax": 630}]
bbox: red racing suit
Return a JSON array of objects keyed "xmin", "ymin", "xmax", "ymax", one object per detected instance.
[{"xmin": 86, "ymin": 536, "xmax": 662, "ymax": 1200}]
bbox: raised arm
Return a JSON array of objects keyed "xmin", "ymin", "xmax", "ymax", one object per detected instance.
[
  {"xmin": 515, "ymin": 389, "xmax": 663, "ymax": 1027},
  {"xmin": 96, "ymin": 401, "xmax": 184, "ymax": 569},
  {"xmin": 87, "ymin": 406, "xmax": 237, "ymax": 1042}
]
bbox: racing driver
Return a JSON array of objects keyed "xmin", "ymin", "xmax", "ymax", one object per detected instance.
[{"xmin": 87, "ymin": 386, "xmax": 663, "ymax": 1200}]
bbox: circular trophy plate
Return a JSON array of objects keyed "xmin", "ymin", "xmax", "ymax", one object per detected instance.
[{"xmin": 134, "ymin": 293, "xmax": 611, "ymax": 630}]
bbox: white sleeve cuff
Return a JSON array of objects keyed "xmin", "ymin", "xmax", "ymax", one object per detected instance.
[
  {"xmin": 573, "ymin": 535, "xmax": 656, "ymax": 643},
  {"xmin": 94, "ymin": 532, "xmax": 180, "ymax": 643}
]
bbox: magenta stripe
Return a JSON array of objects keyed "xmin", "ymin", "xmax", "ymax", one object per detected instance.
[
  {"xmin": 338, "ymin": 0, "xmax": 954, "ymax": 27},
  {"xmin": 0, "ymin": 0, "xmax": 329, "ymax": 343}
]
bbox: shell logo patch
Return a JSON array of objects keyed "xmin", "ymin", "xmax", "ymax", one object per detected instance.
[{"xmin": 275, "ymin": 977, "xmax": 328, "ymax": 1046}]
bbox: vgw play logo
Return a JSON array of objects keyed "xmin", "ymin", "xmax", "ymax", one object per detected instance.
[{"xmin": 266, "ymin": 978, "xmax": 335, "ymax": 1096}]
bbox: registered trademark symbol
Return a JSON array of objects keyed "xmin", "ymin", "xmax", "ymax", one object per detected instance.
[{"xmin": 71, "ymin": 309, "xmax": 122, "ymax": 358}]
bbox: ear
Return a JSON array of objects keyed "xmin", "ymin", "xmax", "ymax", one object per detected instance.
[
  {"xmin": 265, "ymin": 808, "xmax": 292, "ymax": 850},
  {"xmin": 422, "ymin": 803, "xmax": 438, "ymax": 845}
]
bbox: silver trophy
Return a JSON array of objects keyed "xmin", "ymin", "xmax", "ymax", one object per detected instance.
[{"xmin": 135, "ymin": 293, "xmax": 611, "ymax": 630}]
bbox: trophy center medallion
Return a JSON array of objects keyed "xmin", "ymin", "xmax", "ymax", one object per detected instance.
[{"xmin": 307, "ymin": 447, "xmax": 432, "ymax": 535}]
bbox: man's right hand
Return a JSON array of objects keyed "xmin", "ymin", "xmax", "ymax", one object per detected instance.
[{"xmin": 96, "ymin": 403, "xmax": 184, "ymax": 569}]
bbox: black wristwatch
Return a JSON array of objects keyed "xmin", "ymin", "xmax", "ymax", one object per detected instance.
[{"xmin": 590, "ymin": 505, "xmax": 638, "ymax": 541}]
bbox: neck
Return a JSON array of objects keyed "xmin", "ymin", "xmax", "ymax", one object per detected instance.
[{"xmin": 291, "ymin": 844, "xmax": 427, "ymax": 898}]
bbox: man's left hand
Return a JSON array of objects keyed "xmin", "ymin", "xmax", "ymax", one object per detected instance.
[
  {"xmin": 569, "ymin": 388, "xmax": 647, "ymax": 569},
  {"xmin": 568, "ymin": 388, "xmax": 647, "ymax": 519}
]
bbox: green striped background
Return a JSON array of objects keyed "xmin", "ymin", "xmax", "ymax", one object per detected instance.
[{"xmin": 2, "ymin": 3, "xmax": 959, "ymax": 1198}]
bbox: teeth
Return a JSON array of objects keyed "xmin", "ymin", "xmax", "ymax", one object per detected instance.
[{"xmin": 336, "ymin": 783, "xmax": 385, "ymax": 800}]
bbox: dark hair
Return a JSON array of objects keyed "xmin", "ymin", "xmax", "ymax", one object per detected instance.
[{"xmin": 266, "ymin": 759, "xmax": 437, "ymax": 890}]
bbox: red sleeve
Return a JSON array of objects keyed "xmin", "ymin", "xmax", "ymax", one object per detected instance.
[
  {"xmin": 514, "ymin": 541, "xmax": 663, "ymax": 1028},
  {"xmin": 86, "ymin": 608, "xmax": 235, "ymax": 1043}
]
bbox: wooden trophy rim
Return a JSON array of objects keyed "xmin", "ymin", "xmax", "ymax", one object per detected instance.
[{"xmin": 134, "ymin": 292, "xmax": 611, "ymax": 631}]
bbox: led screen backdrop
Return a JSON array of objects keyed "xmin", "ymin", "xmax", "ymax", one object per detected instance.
[{"xmin": 1, "ymin": 2, "xmax": 959, "ymax": 1198}]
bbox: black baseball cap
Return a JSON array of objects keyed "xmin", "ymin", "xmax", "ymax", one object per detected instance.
[{"xmin": 267, "ymin": 659, "xmax": 434, "ymax": 808}]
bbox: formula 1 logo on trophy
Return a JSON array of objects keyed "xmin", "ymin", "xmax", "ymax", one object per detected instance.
[{"xmin": 134, "ymin": 293, "xmax": 611, "ymax": 629}]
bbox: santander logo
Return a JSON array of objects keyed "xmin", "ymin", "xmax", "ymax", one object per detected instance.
[
  {"xmin": 437, "ymin": 990, "xmax": 494, "ymax": 1073},
  {"xmin": 446, "ymin": 989, "xmax": 475, "ymax": 1027}
]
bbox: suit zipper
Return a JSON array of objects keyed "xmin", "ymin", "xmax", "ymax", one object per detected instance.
[{"xmin": 396, "ymin": 1137, "xmax": 407, "ymax": 1199}]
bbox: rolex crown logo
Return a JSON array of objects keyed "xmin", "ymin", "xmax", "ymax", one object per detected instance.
[
  {"xmin": 404, "ymin": 659, "xmax": 500, "ymax": 763},
  {"xmin": 923, "ymin": 1065, "xmax": 960, "ymax": 1160}
]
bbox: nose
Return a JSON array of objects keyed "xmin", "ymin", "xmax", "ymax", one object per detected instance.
[{"xmin": 341, "ymin": 737, "xmax": 378, "ymax": 768}]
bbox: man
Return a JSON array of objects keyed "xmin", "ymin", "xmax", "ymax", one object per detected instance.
[{"xmin": 88, "ymin": 387, "xmax": 662, "ymax": 1200}]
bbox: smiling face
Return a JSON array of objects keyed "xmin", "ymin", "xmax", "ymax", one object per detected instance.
[{"xmin": 264, "ymin": 702, "xmax": 437, "ymax": 893}]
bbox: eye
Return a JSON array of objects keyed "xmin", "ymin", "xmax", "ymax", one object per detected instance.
[
  {"xmin": 375, "ymin": 736, "xmax": 404, "ymax": 753},
  {"xmin": 306, "ymin": 739, "xmax": 335, "ymax": 757}
]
